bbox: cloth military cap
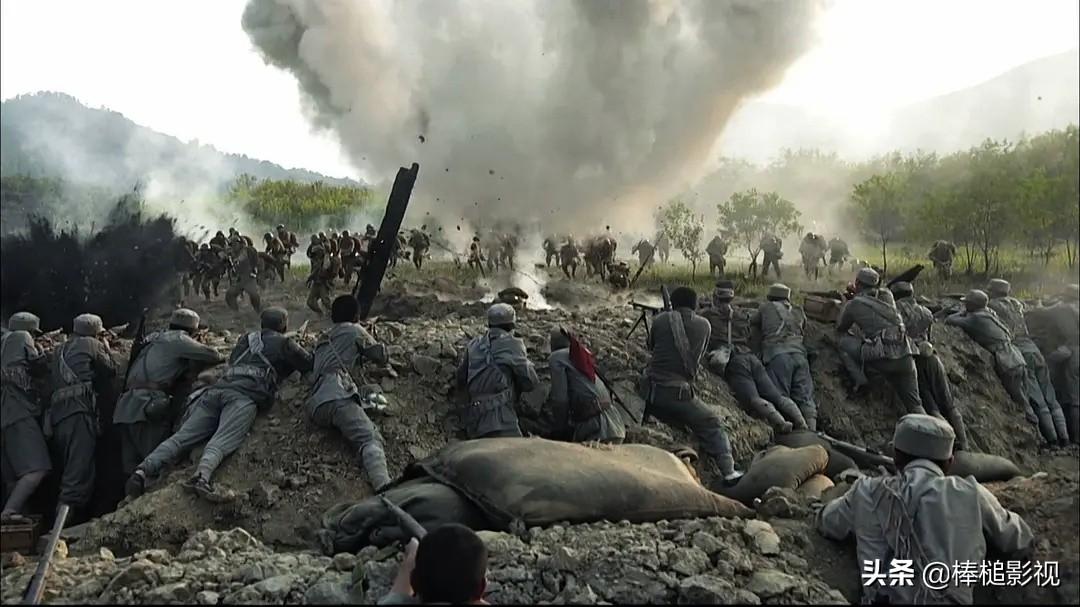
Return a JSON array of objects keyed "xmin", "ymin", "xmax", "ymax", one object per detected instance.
[
  {"xmin": 260, "ymin": 307, "xmax": 288, "ymax": 331},
  {"xmin": 8, "ymin": 312, "xmax": 41, "ymax": 333},
  {"xmin": 856, "ymin": 267, "xmax": 880, "ymax": 287},
  {"xmin": 894, "ymin": 413, "xmax": 955, "ymax": 460},
  {"xmin": 486, "ymin": 303, "xmax": 517, "ymax": 326},
  {"xmin": 987, "ymin": 278, "xmax": 1011, "ymax": 296},
  {"xmin": 767, "ymin": 283, "xmax": 790, "ymax": 300},
  {"xmin": 73, "ymin": 313, "xmax": 104, "ymax": 336},
  {"xmin": 549, "ymin": 327, "xmax": 570, "ymax": 350},
  {"xmin": 170, "ymin": 308, "xmax": 200, "ymax": 331},
  {"xmin": 713, "ymin": 288, "xmax": 735, "ymax": 301},
  {"xmin": 890, "ymin": 281, "xmax": 914, "ymax": 298},
  {"xmin": 961, "ymin": 289, "xmax": 988, "ymax": 308}
]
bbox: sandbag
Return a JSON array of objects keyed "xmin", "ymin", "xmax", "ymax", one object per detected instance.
[
  {"xmin": 777, "ymin": 430, "xmax": 859, "ymax": 479},
  {"xmin": 717, "ymin": 444, "xmax": 829, "ymax": 505},
  {"xmin": 318, "ymin": 477, "xmax": 490, "ymax": 555},
  {"xmin": 417, "ymin": 438, "xmax": 752, "ymax": 528},
  {"xmin": 949, "ymin": 451, "xmax": 1022, "ymax": 483},
  {"xmin": 795, "ymin": 474, "xmax": 835, "ymax": 499}
]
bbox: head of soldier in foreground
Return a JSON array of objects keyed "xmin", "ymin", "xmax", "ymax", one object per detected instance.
[
  {"xmin": 486, "ymin": 303, "xmax": 516, "ymax": 331},
  {"xmin": 411, "ymin": 524, "xmax": 488, "ymax": 604},
  {"xmin": 854, "ymin": 267, "xmax": 880, "ymax": 291},
  {"xmin": 962, "ymin": 289, "xmax": 989, "ymax": 312},
  {"xmin": 331, "ymin": 295, "xmax": 360, "ymax": 324},
  {"xmin": 890, "ymin": 281, "xmax": 914, "ymax": 300},
  {"xmin": 260, "ymin": 307, "xmax": 288, "ymax": 333},
  {"xmin": 549, "ymin": 327, "xmax": 571, "ymax": 352},
  {"xmin": 8, "ymin": 311, "xmax": 42, "ymax": 335},
  {"xmin": 670, "ymin": 287, "xmax": 698, "ymax": 310},
  {"xmin": 712, "ymin": 280, "xmax": 735, "ymax": 307},
  {"xmin": 892, "ymin": 413, "xmax": 955, "ymax": 472},
  {"xmin": 766, "ymin": 283, "xmax": 790, "ymax": 302},
  {"xmin": 169, "ymin": 309, "xmax": 201, "ymax": 334},
  {"xmin": 987, "ymin": 278, "xmax": 1011, "ymax": 298},
  {"xmin": 73, "ymin": 313, "xmax": 104, "ymax": 337}
]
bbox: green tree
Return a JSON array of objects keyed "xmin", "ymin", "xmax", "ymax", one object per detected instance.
[
  {"xmin": 716, "ymin": 189, "xmax": 801, "ymax": 278},
  {"xmin": 656, "ymin": 199, "xmax": 706, "ymax": 278},
  {"xmin": 850, "ymin": 172, "xmax": 908, "ymax": 275}
]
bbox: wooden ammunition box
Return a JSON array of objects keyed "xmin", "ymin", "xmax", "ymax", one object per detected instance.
[{"xmin": 1, "ymin": 515, "xmax": 41, "ymax": 554}]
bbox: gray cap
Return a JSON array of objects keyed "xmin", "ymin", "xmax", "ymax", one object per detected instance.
[
  {"xmin": 856, "ymin": 267, "xmax": 880, "ymax": 287},
  {"xmin": 170, "ymin": 308, "xmax": 200, "ymax": 331},
  {"xmin": 8, "ymin": 312, "xmax": 41, "ymax": 333},
  {"xmin": 890, "ymin": 281, "xmax": 913, "ymax": 298},
  {"xmin": 893, "ymin": 413, "xmax": 955, "ymax": 460},
  {"xmin": 713, "ymin": 287, "xmax": 735, "ymax": 301},
  {"xmin": 73, "ymin": 313, "xmax": 104, "ymax": 336},
  {"xmin": 987, "ymin": 278, "xmax": 1010, "ymax": 296},
  {"xmin": 767, "ymin": 283, "xmax": 790, "ymax": 300},
  {"xmin": 549, "ymin": 327, "xmax": 570, "ymax": 350},
  {"xmin": 260, "ymin": 307, "xmax": 288, "ymax": 331},
  {"xmin": 486, "ymin": 303, "xmax": 517, "ymax": 326},
  {"xmin": 961, "ymin": 289, "xmax": 988, "ymax": 309}
]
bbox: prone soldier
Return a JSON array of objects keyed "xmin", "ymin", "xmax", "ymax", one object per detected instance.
[{"xmin": 750, "ymin": 283, "xmax": 818, "ymax": 430}]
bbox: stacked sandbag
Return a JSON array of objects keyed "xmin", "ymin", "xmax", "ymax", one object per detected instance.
[
  {"xmin": 776, "ymin": 431, "xmax": 859, "ymax": 479},
  {"xmin": 949, "ymin": 451, "xmax": 1022, "ymax": 482},
  {"xmin": 795, "ymin": 474, "xmax": 835, "ymax": 499},
  {"xmin": 418, "ymin": 438, "xmax": 752, "ymax": 527},
  {"xmin": 717, "ymin": 445, "xmax": 829, "ymax": 505}
]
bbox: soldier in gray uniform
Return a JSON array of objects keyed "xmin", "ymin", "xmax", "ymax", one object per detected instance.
[
  {"xmin": 817, "ymin": 414, "xmax": 1034, "ymax": 605},
  {"xmin": 946, "ymin": 290, "xmax": 1060, "ymax": 446},
  {"xmin": 48, "ymin": 313, "xmax": 118, "ymax": 517},
  {"xmin": 751, "ymin": 283, "xmax": 818, "ymax": 429},
  {"xmin": 113, "ymin": 309, "xmax": 225, "ymax": 477},
  {"xmin": 987, "ymin": 279, "xmax": 1070, "ymax": 445},
  {"xmin": 638, "ymin": 287, "xmax": 742, "ymax": 483},
  {"xmin": 306, "ymin": 296, "xmax": 392, "ymax": 491},
  {"xmin": 759, "ymin": 234, "xmax": 783, "ymax": 279},
  {"xmin": 545, "ymin": 328, "xmax": 625, "ymax": 444},
  {"xmin": 456, "ymin": 304, "xmax": 538, "ymax": 438},
  {"xmin": 1, "ymin": 313, "xmax": 50, "ymax": 520},
  {"xmin": 890, "ymin": 282, "xmax": 969, "ymax": 450},
  {"xmin": 225, "ymin": 239, "xmax": 262, "ymax": 312},
  {"xmin": 701, "ymin": 283, "xmax": 808, "ymax": 433},
  {"xmin": 1045, "ymin": 284, "xmax": 1079, "ymax": 442},
  {"xmin": 126, "ymin": 307, "xmax": 312, "ymax": 500},
  {"xmin": 835, "ymin": 268, "xmax": 925, "ymax": 415}
]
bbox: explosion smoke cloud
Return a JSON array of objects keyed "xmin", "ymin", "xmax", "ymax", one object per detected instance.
[{"xmin": 242, "ymin": 0, "xmax": 823, "ymax": 232}]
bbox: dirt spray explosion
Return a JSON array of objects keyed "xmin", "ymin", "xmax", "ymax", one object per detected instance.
[
  {"xmin": 242, "ymin": 0, "xmax": 824, "ymax": 233},
  {"xmin": 0, "ymin": 193, "xmax": 181, "ymax": 331}
]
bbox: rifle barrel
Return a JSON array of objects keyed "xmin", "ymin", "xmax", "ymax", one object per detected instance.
[
  {"xmin": 380, "ymin": 496, "xmax": 427, "ymax": 540},
  {"xmin": 23, "ymin": 504, "xmax": 70, "ymax": 605}
]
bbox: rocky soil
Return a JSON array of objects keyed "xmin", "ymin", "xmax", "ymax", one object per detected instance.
[{"xmin": 3, "ymin": 263, "xmax": 1077, "ymax": 604}]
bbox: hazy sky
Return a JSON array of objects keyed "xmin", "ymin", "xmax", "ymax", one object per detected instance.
[{"xmin": 2, "ymin": 0, "xmax": 1077, "ymax": 180}]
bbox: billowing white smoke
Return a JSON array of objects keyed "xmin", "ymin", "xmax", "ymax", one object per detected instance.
[{"xmin": 242, "ymin": 0, "xmax": 822, "ymax": 232}]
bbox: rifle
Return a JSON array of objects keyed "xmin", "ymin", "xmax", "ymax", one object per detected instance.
[
  {"xmin": 595, "ymin": 367, "xmax": 642, "ymax": 425},
  {"xmin": 660, "ymin": 284, "xmax": 673, "ymax": 311},
  {"xmin": 122, "ymin": 309, "xmax": 149, "ymax": 386},
  {"xmin": 22, "ymin": 504, "xmax": 70, "ymax": 605},
  {"xmin": 379, "ymin": 495, "xmax": 427, "ymax": 540},
  {"xmin": 886, "ymin": 264, "xmax": 924, "ymax": 289},
  {"xmin": 816, "ymin": 432, "xmax": 896, "ymax": 472}
]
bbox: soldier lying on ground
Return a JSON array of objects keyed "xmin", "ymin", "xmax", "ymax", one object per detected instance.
[
  {"xmin": 306, "ymin": 296, "xmax": 392, "ymax": 491},
  {"xmin": 816, "ymin": 414, "xmax": 1034, "ymax": 605},
  {"xmin": 751, "ymin": 283, "xmax": 818, "ymax": 430},
  {"xmin": 126, "ymin": 307, "xmax": 312, "ymax": 502}
]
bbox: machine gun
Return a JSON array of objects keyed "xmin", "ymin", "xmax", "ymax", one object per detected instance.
[
  {"xmin": 627, "ymin": 301, "xmax": 661, "ymax": 340},
  {"xmin": 379, "ymin": 495, "xmax": 427, "ymax": 541}
]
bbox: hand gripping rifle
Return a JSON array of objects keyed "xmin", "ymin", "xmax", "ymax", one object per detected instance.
[{"xmin": 380, "ymin": 495, "xmax": 427, "ymax": 540}]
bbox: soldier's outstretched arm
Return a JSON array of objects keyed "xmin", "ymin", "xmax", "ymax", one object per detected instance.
[
  {"xmin": 815, "ymin": 479, "xmax": 861, "ymax": 541},
  {"xmin": 976, "ymin": 483, "xmax": 1035, "ymax": 559},
  {"xmin": 178, "ymin": 335, "xmax": 226, "ymax": 365},
  {"xmin": 285, "ymin": 339, "xmax": 315, "ymax": 375},
  {"xmin": 357, "ymin": 327, "xmax": 388, "ymax": 365}
]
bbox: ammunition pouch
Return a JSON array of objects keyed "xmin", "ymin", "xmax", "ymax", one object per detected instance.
[
  {"xmin": 861, "ymin": 326, "xmax": 911, "ymax": 362},
  {"xmin": 51, "ymin": 382, "xmax": 94, "ymax": 404},
  {"xmin": 464, "ymin": 388, "xmax": 518, "ymax": 438}
]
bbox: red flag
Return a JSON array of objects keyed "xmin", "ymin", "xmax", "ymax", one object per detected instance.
[{"xmin": 566, "ymin": 330, "xmax": 597, "ymax": 382}]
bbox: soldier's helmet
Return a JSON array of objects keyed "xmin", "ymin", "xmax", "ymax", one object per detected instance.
[
  {"xmin": 215, "ymin": 230, "xmax": 225, "ymax": 238},
  {"xmin": 855, "ymin": 267, "xmax": 880, "ymax": 287},
  {"xmin": 229, "ymin": 227, "xmax": 238, "ymax": 235},
  {"xmin": 73, "ymin": 313, "xmax": 104, "ymax": 337},
  {"xmin": 200, "ymin": 243, "xmax": 210, "ymax": 251},
  {"xmin": 318, "ymin": 231, "xmax": 327, "ymax": 240},
  {"xmin": 264, "ymin": 232, "xmax": 273, "ymax": 241},
  {"xmin": 486, "ymin": 303, "xmax": 517, "ymax": 327},
  {"xmin": 170, "ymin": 309, "xmax": 200, "ymax": 332},
  {"xmin": 276, "ymin": 224, "xmax": 286, "ymax": 231},
  {"xmin": 342, "ymin": 230, "xmax": 351, "ymax": 238},
  {"xmin": 8, "ymin": 312, "xmax": 41, "ymax": 334},
  {"xmin": 961, "ymin": 289, "xmax": 989, "ymax": 309}
]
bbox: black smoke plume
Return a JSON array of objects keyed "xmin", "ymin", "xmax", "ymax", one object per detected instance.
[{"xmin": 1, "ymin": 192, "xmax": 181, "ymax": 331}]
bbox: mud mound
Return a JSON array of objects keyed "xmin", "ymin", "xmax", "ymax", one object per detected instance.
[{"xmin": 3, "ymin": 519, "xmax": 847, "ymax": 605}]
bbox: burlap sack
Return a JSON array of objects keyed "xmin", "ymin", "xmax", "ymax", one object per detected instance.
[
  {"xmin": 795, "ymin": 474, "xmax": 835, "ymax": 499},
  {"xmin": 417, "ymin": 438, "xmax": 752, "ymax": 527},
  {"xmin": 718, "ymin": 444, "xmax": 829, "ymax": 505},
  {"xmin": 776, "ymin": 430, "xmax": 859, "ymax": 479},
  {"xmin": 950, "ymin": 451, "xmax": 1022, "ymax": 482}
]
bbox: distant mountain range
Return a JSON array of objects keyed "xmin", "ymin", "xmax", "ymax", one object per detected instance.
[
  {"xmin": 718, "ymin": 49, "xmax": 1080, "ymax": 161},
  {"xmin": 0, "ymin": 92, "xmax": 362, "ymax": 192}
]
